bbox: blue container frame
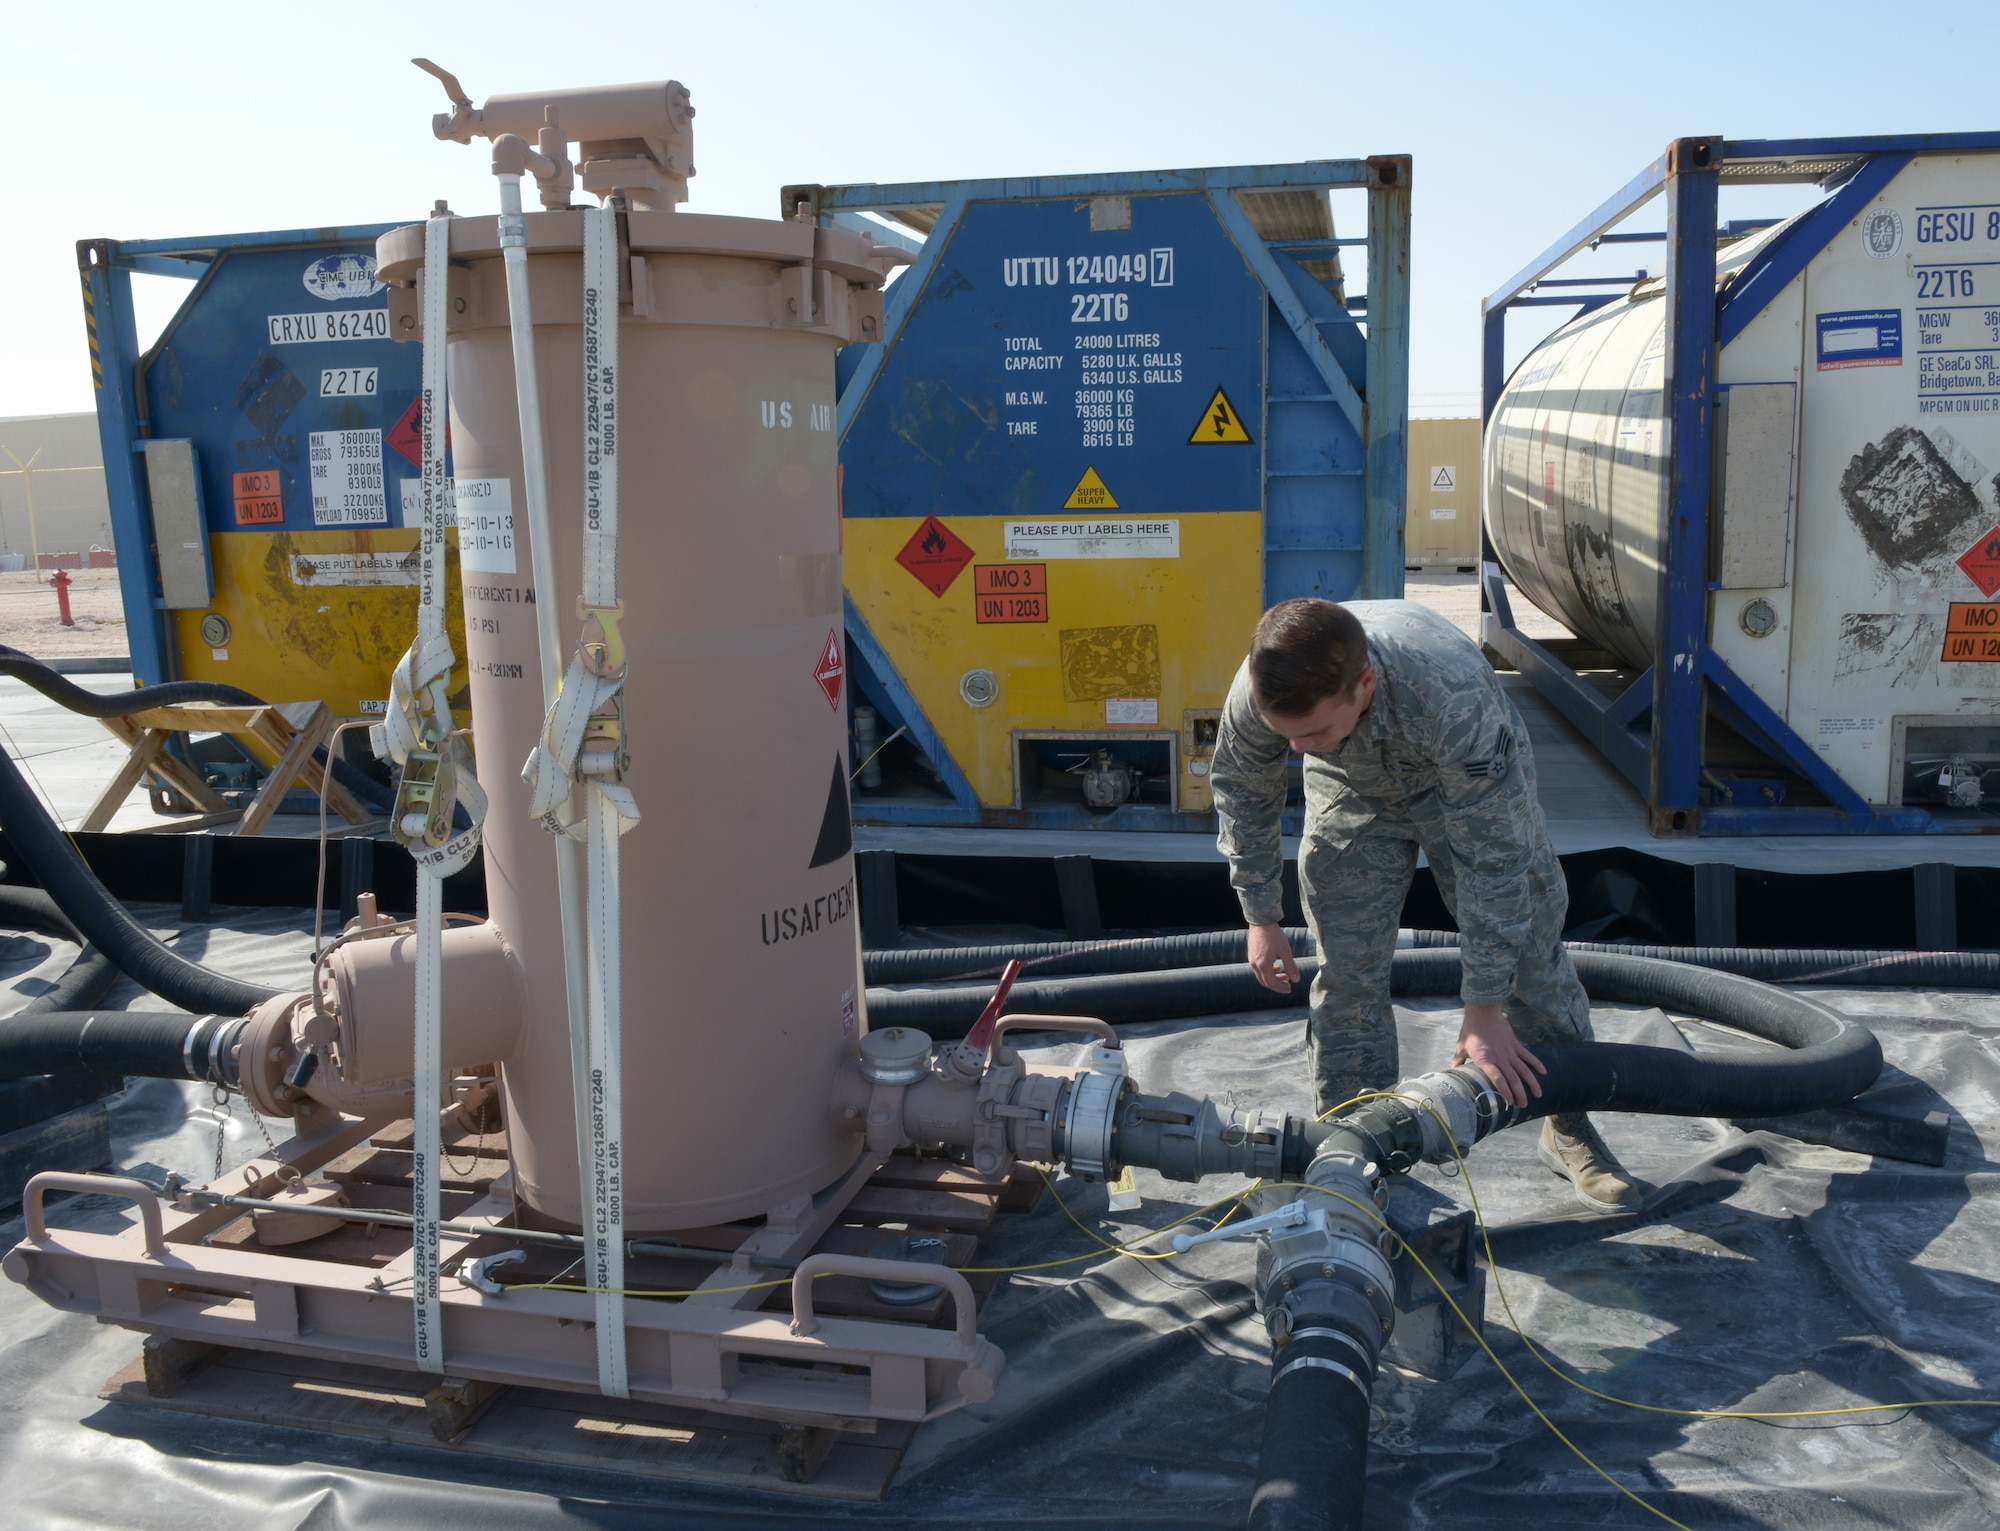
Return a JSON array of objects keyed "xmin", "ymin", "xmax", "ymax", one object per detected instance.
[
  {"xmin": 1479, "ymin": 133, "xmax": 2000, "ymax": 837},
  {"xmin": 78, "ymin": 224, "xmax": 402, "ymax": 689},
  {"xmin": 793, "ymin": 159, "xmax": 1411, "ymax": 832}
]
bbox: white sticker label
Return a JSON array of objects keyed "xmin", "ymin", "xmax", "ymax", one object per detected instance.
[
  {"xmin": 210, "ymin": 647, "xmax": 228, "ymax": 661},
  {"xmin": 1430, "ymin": 465, "xmax": 1456, "ymax": 491},
  {"xmin": 1004, "ymin": 518, "xmax": 1179, "ymax": 559},
  {"xmin": 289, "ymin": 551, "xmax": 419, "ymax": 587},
  {"xmin": 1430, "ymin": 507, "xmax": 1458, "ymax": 520},
  {"xmin": 1188, "ymin": 758, "xmax": 1211, "ymax": 776},
  {"xmin": 359, "ymin": 698, "xmax": 389, "ymax": 714},
  {"xmin": 1105, "ymin": 697, "xmax": 1159, "ymax": 726},
  {"xmin": 320, "ymin": 367, "xmax": 378, "ymax": 398},
  {"xmin": 397, "ymin": 477, "xmax": 458, "ymax": 530},
  {"xmin": 309, "ymin": 429, "xmax": 386, "ymax": 525},
  {"xmin": 455, "ymin": 478, "xmax": 517, "ymax": 573},
  {"xmin": 1816, "ymin": 716, "xmax": 1879, "ymax": 752},
  {"xmin": 267, "ymin": 309, "xmax": 391, "ymax": 345},
  {"xmin": 303, "ymin": 254, "xmax": 386, "ymax": 301}
]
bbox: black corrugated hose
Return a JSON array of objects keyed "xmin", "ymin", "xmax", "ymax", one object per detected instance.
[
  {"xmin": 0, "ymin": 885, "xmax": 118, "ymax": 1015},
  {"xmin": 865, "ymin": 928, "xmax": 2000, "ymax": 990},
  {"xmin": 0, "ymin": 739, "xmax": 279, "ymax": 1015},
  {"xmin": 0, "ymin": 645, "xmax": 393, "ymax": 810},
  {"xmin": 0, "ymin": 1008, "xmax": 241, "ymax": 1085}
]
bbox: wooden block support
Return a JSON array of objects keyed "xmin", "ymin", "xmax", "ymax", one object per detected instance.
[
  {"xmin": 143, "ymin": 1334, "xmax": 226, "ymax": 1398},
  {"xmin": 425, "ymin": 1375, "xmax": 506, "ymax": 1442},
  {"xmin": 779, "ymin": 1423, "xmax": 837, "ymax": 1483}
]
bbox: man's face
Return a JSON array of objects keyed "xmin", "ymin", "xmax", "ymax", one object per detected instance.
[{"xmin": 1258, "ymin": 665, "xmax": 1378, "ymax": 754}]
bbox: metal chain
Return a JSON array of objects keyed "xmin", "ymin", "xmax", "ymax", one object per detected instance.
[{"xmin": 211, "ymin": 1085, "xmax": 231, "ymax": 1181}]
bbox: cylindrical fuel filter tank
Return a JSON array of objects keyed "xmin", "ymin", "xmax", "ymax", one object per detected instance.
[
  {"xmin": 1487, "ymin": 150, "xmax": 2000, "ymax": 806},
  {"xmin": 376, "ymin": 199, "xmax": 887, "ymax": 1229}
]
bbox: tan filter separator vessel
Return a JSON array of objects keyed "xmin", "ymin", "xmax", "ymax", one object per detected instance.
[{"xmin": 377, "ymin": 210, "xmax": 887, "ymax": 1229}]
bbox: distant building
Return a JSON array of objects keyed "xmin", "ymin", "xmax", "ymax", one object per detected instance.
[{"xmin": 0, "ymin": 413, "xmax": 114, "ymax": 565}]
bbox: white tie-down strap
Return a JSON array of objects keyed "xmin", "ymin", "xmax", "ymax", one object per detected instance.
[
  {"xmin": 519, "ymin": 202, "xmax": 638, "ymax": 1398},
  {"xmin": 385, "ymin": 212, "xmax": 489, "ymax": 1377}
]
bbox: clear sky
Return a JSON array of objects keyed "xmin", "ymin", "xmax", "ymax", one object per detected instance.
[{"xmin": 5, "ymin": 0, "xmax": 1996, "ymax": 421}]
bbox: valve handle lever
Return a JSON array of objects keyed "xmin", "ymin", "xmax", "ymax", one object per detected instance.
[{"xmin": 1170, "ymin": 1197, "xmax": 1315, "ymax": 1254}]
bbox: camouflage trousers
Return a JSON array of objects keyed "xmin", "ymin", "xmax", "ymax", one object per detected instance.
[{"xmin": 1296, "ymin": 817, "xmax": 1591, "ymax": 1117}]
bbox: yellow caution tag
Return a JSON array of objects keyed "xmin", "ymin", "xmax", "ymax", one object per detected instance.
[
  {"xmin": 1063, "ymin": 465, "xmax": 1120, "ymax": 509},
  {"xmin": 1188, "ymin": 386, "xmax": 1253, "ymax": 445},
  {"xmin": 1107, "ymin": 1164, "xmax": 1141, "ymax": 1212}
]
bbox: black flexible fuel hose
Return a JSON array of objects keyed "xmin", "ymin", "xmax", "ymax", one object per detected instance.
[
  {"xmin": 866, "ymin": 928, "xmax": 2000, "ymax": 990},
  {"xmin": 1249, "ymin": 1315, "xmax": 1372, "ymax": 1531},
  {"xmin": 0, "ymin": 880, "xmax": 120, "ymax": 1014},
  {"xmin": 0, "ymin": 1009, "xmax": 241, "ymax": 1084},
  {"xmin": 0, "ymin": 645, "xmax": 394, "ymax": 810},
  {"xmin": 863, "ymin": 929, "xmax": 1319, "ymax": 984},
  {"xmin": 0, "ymin": 742, "xmax": 279, "ymax": 1015}
]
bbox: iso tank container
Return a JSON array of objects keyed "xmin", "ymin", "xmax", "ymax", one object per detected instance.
[{"xmin": 1487, "ymin": 151, "xmax": 2000, "ymax": 809}]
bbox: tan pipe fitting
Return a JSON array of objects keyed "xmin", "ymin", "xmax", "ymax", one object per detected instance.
[{"xmin": 239, "ymin": 920, "xmax": 527, "ymax": 1121}]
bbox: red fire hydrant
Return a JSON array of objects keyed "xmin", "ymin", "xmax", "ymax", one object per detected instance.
[{"xmin": 51, "ymin": 568, "xmax": 74, "ymax": 627}]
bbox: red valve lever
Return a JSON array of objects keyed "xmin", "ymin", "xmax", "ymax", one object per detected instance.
[{"xmin": 964, "ymin": 958, "xmax": 1023, "ymax": 1053}]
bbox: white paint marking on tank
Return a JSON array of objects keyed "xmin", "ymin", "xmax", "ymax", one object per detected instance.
[{"xmin": 760, "ymin": 400, "xmax": 794, "ymax": 429}]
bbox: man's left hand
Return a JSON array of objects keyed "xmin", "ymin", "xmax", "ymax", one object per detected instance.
[{"xmin": 1452, "ymin": 1003, "xmax": 1545, "ymax": 1109}]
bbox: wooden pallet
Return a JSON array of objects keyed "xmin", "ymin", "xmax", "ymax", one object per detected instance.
[{"xmin": 102, "ymin": 1127, "xmax": 1043, "ymax": 1500}]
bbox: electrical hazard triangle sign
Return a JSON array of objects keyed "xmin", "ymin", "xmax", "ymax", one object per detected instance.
[
  {"xmin": 813, "ymin": 629, "xmax": 844, "ymax": 709},
  {"xmin": 894, "ymin": 515, "xmax": 976, "ymax": 597},
  {"xmin": 1188, "ymin": 386, "xmax": 1253, "ymax": 445},
  {"xmin": 1062, "ymin": 466, "xmax": 1119, "ymax": 510},
  {"xmin": 1958, "ymin": 526, "xmax": 2000, "ymax": 599}
]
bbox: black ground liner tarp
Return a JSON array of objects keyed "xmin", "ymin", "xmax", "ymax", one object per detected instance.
[{"xmin": 1, "ymin": 909, "xmax": 1997, "ymax": 1528}]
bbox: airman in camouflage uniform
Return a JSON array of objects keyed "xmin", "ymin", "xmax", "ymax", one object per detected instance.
[{"xmin": 1211, "ymin": 598, "xmax": 1640, "ymax": 1210}]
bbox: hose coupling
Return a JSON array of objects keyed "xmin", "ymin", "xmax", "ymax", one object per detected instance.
[
  {"xmin": 1108, "ymin": 1088, "xmax": 1287, "ymax": 1183},
  {"xmin": 1256, "ymin": 1149, "xmax": 1395, "ymax": 1348},
  {"xmin": 1398, "ymin": 1066, "xmax": 1504, "ymax": 1163}
]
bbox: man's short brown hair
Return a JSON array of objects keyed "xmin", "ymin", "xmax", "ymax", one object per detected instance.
[{"xmin": 1250, "ymin": 599, "xmax": 1368, "ymax": 716}]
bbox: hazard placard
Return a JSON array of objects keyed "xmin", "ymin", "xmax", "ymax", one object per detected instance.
[
  {"xmin": 894, "ymin": 515, "xmax": 975, "ymax": 597},
  {"xmin": 813, "ymin": 628, "xmax": 844, "ymax": 707},
  {"xmin": 232, "ymin": 469, "xmax": 283, "ymax": 525},
  {"xmin": 1943, "ymin": 602, "xmax": 2000, "ymax": 662},
  {"xmin": 1063, "ymin": 466, "xmax": 1119, "ymax": 510},
  {"xmin": 1956, "ymin": 525, "xmax": 2000, "ymax": 598},
  {"xmin": 1187, "ymin": 387, "xmax": 1252, "ymax": 445},
  {"xmin": 973, "ymin": 563, "xmax": 1048, "ymax": 623},
  {"xmin": 1431, "ymin": 465, "xmax": 1456, "ymax": 491}
]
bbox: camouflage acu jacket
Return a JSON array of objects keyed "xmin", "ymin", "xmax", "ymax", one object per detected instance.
[{"xmin": 1210, "ymin": 600, "xmax": 1558, "ymax": 1005}]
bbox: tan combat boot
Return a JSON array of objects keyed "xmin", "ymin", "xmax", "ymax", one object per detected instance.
[{"xmin": 1537, "ymin": 1113, "xmax": 1642, "ymax": 1212}]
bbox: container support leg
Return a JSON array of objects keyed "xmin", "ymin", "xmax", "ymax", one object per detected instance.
[{"xmin": 1650, "ymin": 137, "xmax": 1722, "ymax": 836}]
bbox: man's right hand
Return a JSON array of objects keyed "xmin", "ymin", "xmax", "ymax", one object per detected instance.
[{"xmin": 1248, "ymin": 923, "xmax": 1299, "ymax": 994}]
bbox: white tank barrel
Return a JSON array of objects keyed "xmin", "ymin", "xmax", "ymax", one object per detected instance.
[{"xmin": 1486, "ymin": 150, "xmax": 2000, "ymax": 806}]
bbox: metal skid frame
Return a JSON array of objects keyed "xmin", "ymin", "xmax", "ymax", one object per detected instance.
[
  {"xmin": 4, "ymin": 1120, "xmax": 1002, "ymax": 1428},
  {"xmin": 1480, "ymin": 132, "xmax": 2000, "ymax": 836},
  {"xmin": 790, "ymin": 162, "xmax": 1411, "ymax": 832}
]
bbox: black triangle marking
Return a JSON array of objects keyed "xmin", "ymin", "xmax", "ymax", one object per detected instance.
[{"xmin": 809, "ymin": 754, "xmax": 853, "ymax": 869}]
